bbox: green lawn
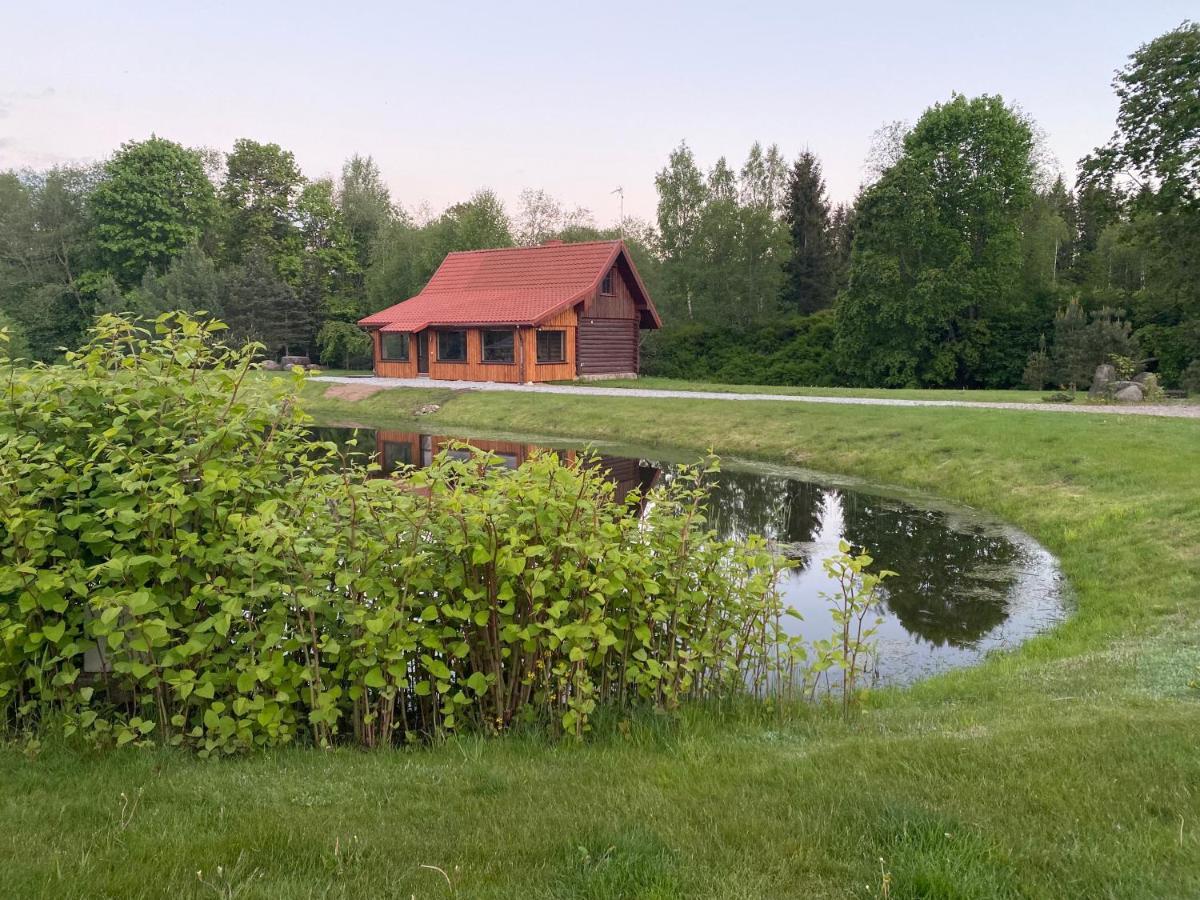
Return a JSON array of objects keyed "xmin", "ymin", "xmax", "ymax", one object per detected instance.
[{"xmin": 5, "ymin": 381, "xmax": 1200, "ymax": 898}]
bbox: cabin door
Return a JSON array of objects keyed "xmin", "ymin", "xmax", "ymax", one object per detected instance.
[{"xmin": 416, "ymin": 331, "xmax": 429, "ymax": 375}]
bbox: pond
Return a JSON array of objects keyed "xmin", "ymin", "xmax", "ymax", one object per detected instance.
[{"xmin": 310, "ymin": 427, "xmax": 1069, "ymax": 687}]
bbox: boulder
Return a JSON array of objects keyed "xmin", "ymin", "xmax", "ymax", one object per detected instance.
[
  {"xmin": 261, "ymin": 360, "xmax": 282, "ymax": 371},
  {"xmin": 1089, "ymin": 363, "xmax": 1116, "ymax": 396},
  {"xmin": 1113, "ymin": 383, "xmax": 1144, "ymax": 403},
  {"xmin": 1132, "ymin": 372, "xmax": 1153, "ymax": 386},
  {"xmin": 281, "ymin": 355, "xmax": 311, "ymax": 368}
]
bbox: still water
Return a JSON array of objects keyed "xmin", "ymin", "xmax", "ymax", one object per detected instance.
[{"xmin": 311, "ymin": 428, "xmax": 1068, "ymax": 686}]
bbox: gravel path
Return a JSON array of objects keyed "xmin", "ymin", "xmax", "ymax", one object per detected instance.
[{"xmin": 310, "ymin": 376, "xmax": 1200, "ymax": 419}]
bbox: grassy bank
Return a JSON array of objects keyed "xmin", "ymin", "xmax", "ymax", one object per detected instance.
[
  {"xmin": 559, "ymin": 376, "xmax": 1058, "ymax": 403},
  {"xmin": 4, "ymin": 381, "xmax": 1200, "ymax": 898}
]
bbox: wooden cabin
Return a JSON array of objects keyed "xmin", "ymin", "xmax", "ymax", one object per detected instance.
[{"xmin": 358, "ymin": 240, "xmax": 661, "ymax": 382}]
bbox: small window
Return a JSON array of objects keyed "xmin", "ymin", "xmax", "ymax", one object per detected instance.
[
  {"xmin": 537, "ymin": 330, "xmax": 565, "ymax": 364},
  {"xmin": 481, "ymin": 329, "xmax": 515, "ymax": 364},
  {"xmin": 437, "ymin": 330, "xmax": 467, "ymax": 362},
  {"xmin": 600, "ymin": 270, "xmax": 614, "ymax": 295},
  {"xmin": 381, "ymin": 332, "xmax": 409, "ymax": 361}
]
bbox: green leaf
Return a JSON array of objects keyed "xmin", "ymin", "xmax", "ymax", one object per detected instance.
[{"xmin": 465, "ymin": 672, "xmax": 490, "ymax": 694}]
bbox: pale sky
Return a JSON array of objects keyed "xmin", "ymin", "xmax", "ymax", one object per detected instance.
[{"xmin": 1, "ymin": 1, "xmax": 1193, "ymax": 225}]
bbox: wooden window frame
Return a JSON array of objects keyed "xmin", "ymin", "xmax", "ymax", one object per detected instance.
[
  {"xmin": 600, "ymin": 270, "xmax": 614, "ymax": 295},
  {"xmin": 481, "ymin": 328, "xmax": 516, "ymax": 365},
  {"xmin": 380, "ymin": 332, "xmax": 410, "ymax": 362},
  {"xmin": 436, "ymin": 329, "xmax": 468, "ymax": 363},
  {"xmin": 536, "ymin": 329, "xmax": 566, "ymax": 365}
]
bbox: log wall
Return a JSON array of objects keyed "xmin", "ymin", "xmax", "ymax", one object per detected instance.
[
  {"xmin": 577, "ymin": 263, "xmax": 640, "ymax": 376},
  {"xmin": 372, "ymin": 323, "xmax": 577, "ymax": 382}
]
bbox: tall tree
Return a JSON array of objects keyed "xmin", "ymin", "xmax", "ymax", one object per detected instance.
[
  {"xmin": 829, "ymin": 198, "xmax": 858, "ymax": 295},
  {"xmin": 707, "ymin": 157, "xmax": 737, "ymax": 202},
  {"xmin": 695, "ymin": 161, "xmax": 743, "ymax": 322},
  {"xmin": 781, "ymin": 151, "xmax": 835, "ymax": 313},
  {"xmin": 296, "ymin": 178, "xmax": 359, "ymax": 319},
  {"xmin": 1020, "ymin": 181, "xmax": 1073, "ymax": 291},
  {"xmin": 0, "ymin": 165, "xmax": 101, "ymax": 358},
  {"xmin": 739, "ymin": 142, "xmax": 788, "ymax": 213},
  {"xmin": 655, "ymin": 142, "xmax": 709, "ymax": 321},
  {"xmin": 88, "ymin": 137, "xmax": 216, "ymax": 288},
  {"xmin": 735, "ymin": 144, "xmax": 789, "ymax": 322},
  {"xmin": 654, "ymin": 142, "xmax": 790, "ymax": 325},
  {"xmin": 1045, "ymin": 175, "xmax": 1078, "ymax": 281},
  {"xmin": 224, "ymin": 250, "xmax": 313, "ymax": 357},
  {"xmin": 1079, "ymin": 21, "xmax": 1200, "ymax": 384},
  {"xmin": 337, "ymin": 154, "xmax": 394, "ymax": 284},
  {"xmin": 436, "ymin": 189, "xmax": 513, "ymax": 251},
  {"xmin": 513, "ymin": 189, "xmax": 592, "ymax": 246},
  {"xmin": 1083, "ymin": 21, "xmax": 1200, "ymax": 215},
  {"xmin": 835, "ymin": 95, "xmax": 1037, "ymax": 387},
  {"xmin": 221, "ymin": 139, "xmax": 305, "ymax": 281},
  {"xmin": 365, "ymin": 190, "xmax": 513, "ymax": 310}
]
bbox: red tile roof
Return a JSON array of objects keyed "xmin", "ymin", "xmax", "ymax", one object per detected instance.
[{"xmin": 359, "ymin": 239, "xmax": 661, "ymax": 333}]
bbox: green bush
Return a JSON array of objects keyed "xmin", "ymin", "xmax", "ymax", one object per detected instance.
[
  {"xmin": 316, "ymin": 320, "xmax": 373, "ymax": 369},
  {"xmin": 0, "ymin": 312, "xmax": 29, "ymax": 362},
  {"xmin": 642, "ymin": 312, "xmax": 839, "ymax": 386},
  {"xmin": 1136, "ymin": 320, "xmax": 1200, "ymax": 388},
  {"xmin": 0, "ymin": 315, "xmax": 799, "ymax": 752}
]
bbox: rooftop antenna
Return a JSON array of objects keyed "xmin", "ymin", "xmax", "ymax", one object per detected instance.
[{"xmin": 610, "ymin": 186, "xmax": 624, "ymax": 239}]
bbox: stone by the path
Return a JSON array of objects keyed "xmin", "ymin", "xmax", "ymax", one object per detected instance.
[
  {"xmin": 1089, "ymin": 363, "xmax": 1116, "ymax": 397},
  {"xmin": 261, "ymin": 360, "xmax": 281, "ymax": 371},
  {"xmin": 1113, "ymin": 383, "xmax": 1144, "ymax": 403},
  {"xmin": 281, "ymin": 355, "xmax": 312, "ymax": 368}
]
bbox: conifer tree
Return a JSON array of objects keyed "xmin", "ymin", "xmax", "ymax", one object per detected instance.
[{"xmin": 781, "ymin": 151, "xmax": 835, "ymax": 313}]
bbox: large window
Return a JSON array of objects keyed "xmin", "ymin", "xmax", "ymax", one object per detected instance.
[
  {"xmin": 537, "ymin": 330, "xmax": 566, "ymax": 364},
  {"xmin": 481, "ymin": 329, "xmax": 515, "ymax": 364},
  {"xmin": 437, "ymin": 330, "xmax": 467, "ymax": 362},
  {"xmin": 380, "ymin": 332, "xmax": 409, "ymax": 361}
]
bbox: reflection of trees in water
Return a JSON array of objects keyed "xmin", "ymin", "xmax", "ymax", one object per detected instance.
[
  {"xmin": 699, "ymin": 470, "xmax": 824, "ymax": 544},
  {"xmin": 838, "ymin": 491, "xmax": 1017, "ymax": 648}
]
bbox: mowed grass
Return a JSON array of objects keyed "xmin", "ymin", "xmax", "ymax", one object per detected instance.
[
  {"xmin": 4, "ymin": 381, "xmax": 1200, "ymax": 898},
  {"xmin": 560, "ymin": 376, "xmax": 1057, "ymax": 403}
]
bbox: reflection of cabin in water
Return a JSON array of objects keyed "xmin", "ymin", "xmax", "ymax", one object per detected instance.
[
  {"xmin": 374, "ymin": 430, "xmax": 659, "ymax": 504},
  {"xmin": 358, "ymin": 240, "xmax": 662, "ymax": 383}
]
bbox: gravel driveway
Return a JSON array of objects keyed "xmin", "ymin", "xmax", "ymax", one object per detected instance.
[{"xmin": 310, "ymin": 376, "xmax": 1200, "ymax": 420}]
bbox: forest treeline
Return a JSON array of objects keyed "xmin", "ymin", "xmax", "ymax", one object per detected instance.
[{"xmin": 1, "ymin": 22, "xmax": 1196, "ymax": 388}]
